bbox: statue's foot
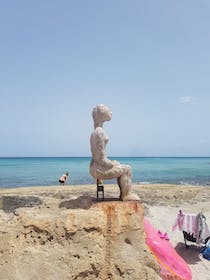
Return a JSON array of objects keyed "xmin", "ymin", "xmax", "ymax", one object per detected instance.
[{"xmin": 121, "ymin": 193, "xmax": 140, "ymax": 201}]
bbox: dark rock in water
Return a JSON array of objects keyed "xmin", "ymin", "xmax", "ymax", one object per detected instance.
[{"xmin": 0, "ymin": 196, "xmax": 43, "ymax": 213}]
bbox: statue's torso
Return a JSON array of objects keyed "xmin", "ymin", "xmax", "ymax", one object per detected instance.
[{"xmin": 90, "ymin": 127, "xmax": 108, "ymax": 163}]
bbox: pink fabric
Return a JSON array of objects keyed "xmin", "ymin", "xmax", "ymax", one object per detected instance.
[{"xmin": 144, "ymin": 218, "xmax": 192, "ymax": 280}]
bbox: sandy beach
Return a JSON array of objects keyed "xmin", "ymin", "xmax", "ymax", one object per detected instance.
[{"xmin": 0, "ymin": 183, "xmax": 209, "ymax": 279}]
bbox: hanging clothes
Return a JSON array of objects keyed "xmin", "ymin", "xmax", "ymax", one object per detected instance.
[{"xmin": 172, "ymin": 209, "xmax": 210, "ymax": 244}]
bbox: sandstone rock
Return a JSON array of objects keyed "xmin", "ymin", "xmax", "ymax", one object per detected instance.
[{"xmin": 0, "ymin": 195, "xmax": 159, "ymax": 280}]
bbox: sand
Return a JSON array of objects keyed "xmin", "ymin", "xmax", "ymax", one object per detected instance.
[{"xmin": 0, "ymin": 183, "xmax": 210, "ymax": 279}]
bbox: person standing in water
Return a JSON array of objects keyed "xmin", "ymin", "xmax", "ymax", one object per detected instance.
[{"xmin": 59, "ymin": 173, "xmax": 69, "ymax": 186}]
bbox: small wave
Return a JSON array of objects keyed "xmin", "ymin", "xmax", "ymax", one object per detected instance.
[
  {"xmin": 179, "ymin": 181, "xmax": 203, "ymax": 186},
  {"xmin": 179, "ymin": 181, "xmax": 192, "ymax": 185},
  {"xmin": 138, "ymin": 181, "xmax": 151, "ymax": 185}
]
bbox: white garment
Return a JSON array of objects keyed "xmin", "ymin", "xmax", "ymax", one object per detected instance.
[
  {"xmin": 172, "ymin": 212, "xmax": 197, "ymax": 234},
  {"xmin": 172, "ymin": 210, "xmax": 210, "ymax": 244}
]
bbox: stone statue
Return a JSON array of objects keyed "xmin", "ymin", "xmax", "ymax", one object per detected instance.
[{"xmin": 90, "ymin": 104, "xmax": 140, "ymax": 201}]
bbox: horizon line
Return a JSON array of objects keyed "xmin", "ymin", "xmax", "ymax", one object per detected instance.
[{"xmin": 0, "ymin": 156, "xmax": 210, "ymax": 158}]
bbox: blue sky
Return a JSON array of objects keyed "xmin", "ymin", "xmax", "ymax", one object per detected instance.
[{"xmin": 0, "ymin": 0, "xmax": 210, "ymax": 157}]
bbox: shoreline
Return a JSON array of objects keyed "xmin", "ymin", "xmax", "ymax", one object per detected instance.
[
  {"xmin": 1, "ymin": 181, "xmax": 210, "ymax": 190},
  {"xmin": 0, "ymin": 182, "xmax": 209, "ymax": 189}
]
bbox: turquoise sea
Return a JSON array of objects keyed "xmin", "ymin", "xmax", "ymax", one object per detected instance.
[{"xmin": 0, "ymin": 157, "xmax": 210, "ymax": 188}]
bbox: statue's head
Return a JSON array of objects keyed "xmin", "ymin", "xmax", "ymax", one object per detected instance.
[{"xmin": 92, "ymin": 104, "xmax": 112, "ymax": 124}]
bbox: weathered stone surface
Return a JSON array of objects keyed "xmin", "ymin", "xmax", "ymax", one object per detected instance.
[
  {"xmin": 93, "ymin": 202, "xmax": 159, "ymax": 279},
  {"xmin": 0, "ymin": 195, "xmax": 42, "ymax": 213},
  {"xmin": 0, "ymin": 194, "xmax": 159, "ymax": 280},
  {"xmin": 1, "ymin": 184, "xmax": 210, "ymax": 280}
]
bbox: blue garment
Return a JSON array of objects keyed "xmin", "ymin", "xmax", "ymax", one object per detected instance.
[{"xmin": 202, "ymin": 247, "xmax": 210, "ymax": 260}]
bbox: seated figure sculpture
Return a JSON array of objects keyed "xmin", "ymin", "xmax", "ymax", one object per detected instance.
[{"xmin": 90, "ymin": 104, "xmax": 140, "ymax": 201}]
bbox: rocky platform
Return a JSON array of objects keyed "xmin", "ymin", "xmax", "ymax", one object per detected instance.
[{"xmin": 0, "ymin": 186, "xmax": 160, "ymax": 280}]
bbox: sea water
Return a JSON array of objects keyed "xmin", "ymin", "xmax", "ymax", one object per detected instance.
[{"xmin": 0, "ymin": 157, "xmax": 210, "ymax": 188}]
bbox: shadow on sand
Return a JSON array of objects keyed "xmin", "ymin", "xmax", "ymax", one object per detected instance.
[
  {"xmin": 59, "ymin": 195, "xmax": 121, "ymax": 210},
  {"xmin": 0, "ymin": 195, "xmax": 43, "ymax": 213},
  {"xmin": 175, "ymin": 242, "xmax": 202, "ymax": 265}
]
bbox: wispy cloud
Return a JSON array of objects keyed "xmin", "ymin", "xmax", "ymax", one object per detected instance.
[{"xmin": 179, "ymin": 96, "xmax": 193, "ymax": 103}]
